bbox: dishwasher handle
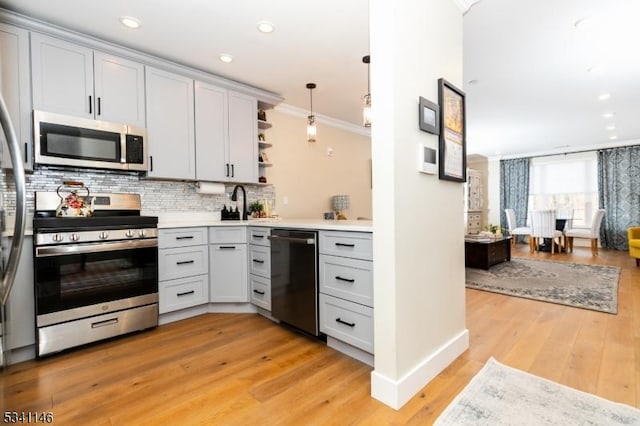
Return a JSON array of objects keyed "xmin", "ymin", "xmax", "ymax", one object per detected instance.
[{"xmin": 268, "ymin": 235, "xmax": 315, "ymax": 245}]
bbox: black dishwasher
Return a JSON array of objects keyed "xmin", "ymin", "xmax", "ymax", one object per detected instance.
[{"xmin": 269, "ymin": 229, "xmax": 319, "ymax": 336}]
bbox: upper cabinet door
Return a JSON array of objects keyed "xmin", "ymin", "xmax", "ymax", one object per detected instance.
[
  {"xmin": 94, "ymin": 52, "xmax": 145, "ymax": 127},
  {"xmin": 31, "ymin": 33, "xmax": 94, "ymax": 118},
  {"xmin": 0, "ymin": 23, "xmax": 32, "ymax": 170},
  {"xmin": 228, "ymin": 91, "xmax": 258, "ymax": 183},
  {"xmin": 194, "ymin": 81, "xmax": 228, "ymax": 182},
  {"xmin": 145, "ymin": 66, "xmax": 195, "ymax": 180}
]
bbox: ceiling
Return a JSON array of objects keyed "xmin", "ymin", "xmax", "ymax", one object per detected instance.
[{"xmin": 0, "ymin": 1, "xmax": 638, "ymax": 158}]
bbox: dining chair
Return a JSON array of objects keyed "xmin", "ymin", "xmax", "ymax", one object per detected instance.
[
  {"xmin": 565, "ymin": 209, "xmax": 606, "ymax": 256},
  {"xmin": 555, "ymin": 208, "xmax": 574, "ymax": 231},
  {"xmin": 504, "ymin": 208, "xmax": 531, "ymax": 246},
  {"xmin": 530, "ymin": 209, "xmax": 564, "ymax": 254}
]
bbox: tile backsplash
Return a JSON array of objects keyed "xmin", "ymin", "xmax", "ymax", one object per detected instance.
[{"xmin": 1, "ymin": 166, "xmax": 275, "ymax": 215}]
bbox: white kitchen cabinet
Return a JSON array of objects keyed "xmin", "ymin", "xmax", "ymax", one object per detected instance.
[
  {"xmin": 4, "ymin": 236, "xmax": 35, "ymax": 351},
  {"xmin": 0, "ymin": 23, "xmax": 32, "ymax": 170},
  {"xmin": 209, "ymin": 226, "xmax": 248, "ymax": 303},
  {"xmin": 318, "ymin": 230, "xmax": 373, "ymax": 363},
  {"xmin": 158, "ymin": 228, "xmax": 209, "ymax": 314},
  {"xmin": 30, "ymin": 33, "xmax": 145, "ymax": 127},
  {"xmin": 248, "ymin": 227, "xmax": 271, "ymax": 311},
  {"xmin": 194, "ymin": 82, "xmax": 258, "ymax": 183},
  {"xmin": 145, "ymin": 66, "xmax": 195, "ymax": 180}
]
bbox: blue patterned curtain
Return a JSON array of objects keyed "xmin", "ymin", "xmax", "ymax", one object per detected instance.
[
  {"xmin": 597, "ymin": 145, "xmax": 640, "ymax": 250},
  {"xmin": 500, "ymin": 158, "xmax": 530, "ymax": 239}
]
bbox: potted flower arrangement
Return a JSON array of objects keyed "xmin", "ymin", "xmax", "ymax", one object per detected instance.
[{"xmin": 249, "ymin": 201, "xmax": 265, "ymax": 218}]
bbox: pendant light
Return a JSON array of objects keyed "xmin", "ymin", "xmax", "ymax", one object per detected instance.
[
  {"xmin": 306, "ymin": 83, "xmax": 317, "ymax": 143},
  {"xmin": 362, "ymin": 55, "xmax": 371, "ymax": 127}
]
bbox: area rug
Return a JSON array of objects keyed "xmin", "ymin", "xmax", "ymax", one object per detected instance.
[
  {"xmin": 465, "ymin": 258, "xmax": 620, "ymax": 314},
  {"xmin": 435, "ymin": 358, "xmax": 640, "ymax": 425}
]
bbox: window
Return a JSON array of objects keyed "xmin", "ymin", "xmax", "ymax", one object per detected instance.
[{"xmin": 528, "ymin": 152, "xmax": 598, "ymax": 227}]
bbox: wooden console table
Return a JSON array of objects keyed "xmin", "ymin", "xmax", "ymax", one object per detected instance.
[{"xmin": 465, "ymin": 236, "xmax": 512, "ymax": 270}]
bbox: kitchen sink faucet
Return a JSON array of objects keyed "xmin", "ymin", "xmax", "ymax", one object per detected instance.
[{"xmin": 231, "ymin": 185, "xmax": 248, "ymax": 221}]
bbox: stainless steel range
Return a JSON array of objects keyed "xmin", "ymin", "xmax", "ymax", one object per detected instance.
[{"xmin": 33, "ymin": 192, "xmax": 158, "ymax": 357}]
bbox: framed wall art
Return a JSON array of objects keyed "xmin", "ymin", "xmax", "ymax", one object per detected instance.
[
  {"xmin": 437, "ymin": 78, "xmax": 467, "ymax": 183},
  {"xmin": 418, "ymin": 96, "xmax": 440, "ymax": 135}
]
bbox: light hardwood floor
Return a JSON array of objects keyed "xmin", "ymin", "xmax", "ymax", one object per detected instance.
[{"xmin": 2, "ymin": 245, "xmax": 639, "ymax": 425}]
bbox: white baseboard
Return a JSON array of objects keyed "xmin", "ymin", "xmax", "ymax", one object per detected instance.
[
  {"xmin": 159, "ymin": 304, "xmax": 209, "ymax": 325},
  {"xmin": 370, "ymin": 328, "xmax": 469, "ymax": 410},
  {"xmin": 207, "ymin": 303, "xmax": 257, "ymax": 314},
  {"xmin": 327, "ymin": 336, "xmax": 374, "ymax": 366}
]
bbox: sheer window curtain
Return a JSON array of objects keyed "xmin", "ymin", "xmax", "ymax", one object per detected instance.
[
  {"xmin": 597, "ymin": 146, "xmax": 640, "ymax": 250},
  {"xmin": 500, "ymin": 158, "xmax": 530, "ymax": 241}
]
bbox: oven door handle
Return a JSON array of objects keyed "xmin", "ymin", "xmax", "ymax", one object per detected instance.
[{"xmin": 35, "ymin": 239, "xmax": 158, "ymax": 257}]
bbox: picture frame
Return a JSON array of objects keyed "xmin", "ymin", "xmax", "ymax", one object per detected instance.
[
  {"xmin": 437, "ymin": 78, "xmax": 467, "ymax": 183},
  {"xmin": 418, "ymin": 96, "xmax": 440, "ymax": 135}
]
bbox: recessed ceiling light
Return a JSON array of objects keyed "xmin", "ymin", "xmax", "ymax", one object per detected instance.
[
  {"xmin": 257, "ymin": 21, "xmax": 274, "ymax": 33},
  {"xmin": 602, "ymin": 112, "xmax": 616, "ymax": 119},
  {"xmin": 609, "ymin": 135, "xmax": 618, "ymax": 140},
  {"xmin": 597, "ymin": 93, "xmax": 611, "ymax": 101},
  {"xmin": 119, "ymin": 16, "xmax": 141, "ymax": 29},
  {"xmin": 219, "ymin": 54, "xmax": 234, "ymax": 63},
  {"xmin": 606, "ymin": 125, "xmax": 616, "ymax": 131}
]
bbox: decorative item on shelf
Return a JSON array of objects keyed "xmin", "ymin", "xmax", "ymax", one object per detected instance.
[
  {"xmin": 259, "ymin": 150, "xmax": 268, "ymax": 163},
  {"xmin": 258, "ymin": 132, "xmax": 266, "ymax": 141},
  {"xmin": 249, "ymin": 201, "xmax": 266, "ymax": 218},
  {"xmin": 55, "ymin": 180, "xmax": 95, "ymax": 217},
  {"xmin": 258, "ymin": 176, "xmax": 267, "ymax": 183},
  {"xmin": 331, "ymin": 194, "xmax": 350, "ymax": 220},
  {"xmin": 257, "ymin": 109, "xmax": 267, "ymax": 121},
  {"xmin": 306, "ymin": 83, "xmax": 317, "ymax": 143},
  {"xmin": 362, "ymin": 55, "xmax": 371, "ymax": 127},
  {"xmin": 484, "ymin": 224, "xmax": 504, "ymax": 238}
]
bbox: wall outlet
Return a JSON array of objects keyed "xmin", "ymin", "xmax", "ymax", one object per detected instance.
[{"xmin": 327, "ymin": 147, "xmax": 333, "ymax": 157}]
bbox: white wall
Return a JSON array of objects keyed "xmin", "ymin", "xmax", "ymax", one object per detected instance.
[{"xmin": 370, "ymin": 0, "xmax": 468, "ymax": 409}]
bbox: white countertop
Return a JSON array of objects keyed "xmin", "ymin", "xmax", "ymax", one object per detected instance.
[{"xmin": 152, "ymin": 212, "xmax": 372, "ymax": 232}]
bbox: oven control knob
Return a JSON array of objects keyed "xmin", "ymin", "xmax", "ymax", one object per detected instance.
[
  {"xmin": 52, "ymin": 233, "xmax": 64, "ymax": 242},
  {"xmin": 139, "ymin": 229, "xmax": 146, "ymax": 238},
  {"xmin": 70, "ymin": 233, "xmax": 80, "ymax": 242},
  {"xmin": 99, "ymin": 231, "xmax": 109, "ymax": 240},
  {"xmin": 125, "ymin": 229, "xmax": 135, "ymax": 238}
]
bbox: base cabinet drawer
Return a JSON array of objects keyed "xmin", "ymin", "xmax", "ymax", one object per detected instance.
[
  {"xmin": 319, "ymin": 293, "xmax": 373, "ymax": 354},
  {"xmin": 159, "ymin": 227, "xmax": 208, "ymax": 248},
  {"xmin": 319, "ymin": 231, "xmax": 373, "ymax": 260},
  {"xmin": 319, "ymin": 254, "xmax": 373, "ymax": 307},
  {"xmin": 249, "ymin": 245, "xmax": 270, "ymax": 278},
  {"xmin": 250, "ymin": 274, "xmax": 271, "ymax": 311},
  {"xmin": 159, "ymin": 245, "xmax": 209, "ymax": 281},
  {"xmin": 249, "ymin": 227, "xmax": 270, "ymax": 246},
  {"xmin": 159, "ymin": 274, "xmax": 208, "ymax": 314}
]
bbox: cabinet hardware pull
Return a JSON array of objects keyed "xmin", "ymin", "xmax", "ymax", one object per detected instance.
[
  {"xmin": 176, "ymin": 236, "xmax": 194, "ymax": 240},
  {"xmin": 335, "ymin": 242, "xmax": 355, "ymax": 247},
  {"xmin": 253, "ymin": 289, "xmax": 265, "ymax": 295},
  {"xmin": 252, "ymin": 259, "xmax": 265, "ymax": 264},
  {"xmin": 24, "ymin": 142, "xmax": 28, "ymax": 164},
  {"xmin": 91, "ymin": 317, "xmax": 118, "ymax": 328},
  {"xmin": 253, "ymin": 235, "xmax": 264, "ymax": 239},
  {"xmin": 150, "ymin": 156, "xmax": 153, "ymax": 172},
  {"xmin": 231, "ymin": 164, "xmax": 235, "ymax": 177},
  {"xmin": 335, "ymin": 276, "xmax": 355, "ymax": 283},
  {"xmin": 176, "ymin": 260, "xmax": 195, "ymax": 265},
  {"xmin": 177, "ymin": 290, "xmax": 195, "ymax": 297},
  {"xmin": 97, "ymin": 97, "xmax": 101, "ymax": 115},
  {"xmin": 88, "ymin": 95, "xmax": 92, "ymax": 114},
  {"xmin": 220, "ymin": 246, "xmax": 236, "ymax": 250},
  {"xmin": 226, "ymin": 163, "xmax": 229, "ymax": 177},
  {"xmin": 335, "ymin": 318, "xmax": 355, "ymax": 327}
]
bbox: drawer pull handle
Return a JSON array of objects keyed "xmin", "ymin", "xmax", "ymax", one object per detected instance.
[
  {"xmin": 176, "ymin": 260, "xmax": 195, "ymax": 265},
  {"xmin": 91, "ymin": 318, "xmax": 118, "ymax": 328},
  {"xmin": 253, "ymin": 235, "xmax": 265, "ymax": 239},
  {"xmin": 220, "ymin": 246, "xmax": 236, "ymax": 250},
  {"xmin": 177, "ymin": 290, "xmax": 195, "ymax": 297},
  {"xmin": 176, "ymin": 236, "xmax": 194, "ymax": 240},
  {"xmin": 253, "ymin": 259, "xmax": 265, "ymax": 264},
  {"xmin": 253, "ymin": 289, "xmax": 265, "ymax": 295},
  {"xmin": 335, "ymin": 276, "xmax": 355, "ymax": 283},
  {"xmin": 335, "ymin": 318, "xmax": 355, "ymax": 327},
  {"xmin": 335, "ymin": 242, "xmax": 355, "ymax": 248}
]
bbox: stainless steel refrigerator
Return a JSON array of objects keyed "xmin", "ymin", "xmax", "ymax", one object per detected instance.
[{"xmin": 0, "ymin": 92, "xmax": 27, "ymax": 368}]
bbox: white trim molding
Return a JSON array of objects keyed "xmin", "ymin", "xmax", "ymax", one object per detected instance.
[
  {"xmin": 452, "ymin": 0, "xmax": 483, "ymax": 15},
  {"xmin": 275, "ymin": 103, "xmax": 372, "ymax": 138},
  {"xmin": 370, "ymin": 329, "xmax": 469, "ymax": 410}
]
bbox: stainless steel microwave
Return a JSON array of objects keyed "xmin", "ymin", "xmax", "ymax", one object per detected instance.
[{"xmin": 33, "ymin": 110, "xmax": 147, "ymax": 172}]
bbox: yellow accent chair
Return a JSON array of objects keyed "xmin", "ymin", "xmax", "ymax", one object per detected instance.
[{"xmin": 629, "ymin": 227, "xmax": 640, "ymax": 267}]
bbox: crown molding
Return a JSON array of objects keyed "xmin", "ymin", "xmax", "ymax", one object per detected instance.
[{"xmin": 275, "ymin": 103, "xmax": 372, "ymax": 138}]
